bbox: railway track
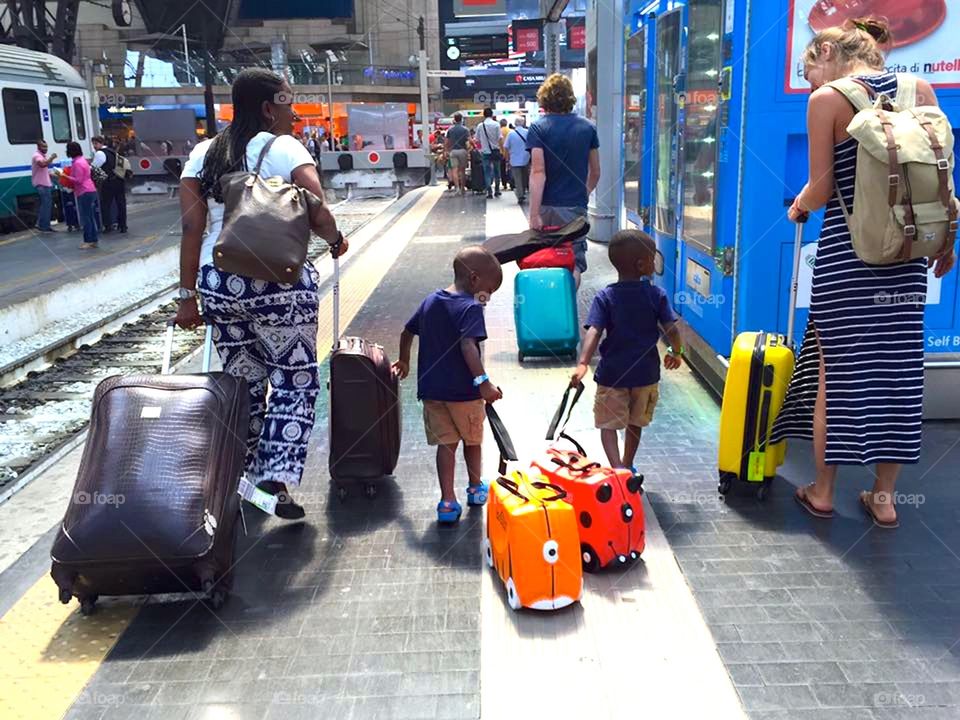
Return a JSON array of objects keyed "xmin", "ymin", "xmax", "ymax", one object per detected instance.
[{"xmin": 0, "ymin": 197, "xmax": 394, "ymax": 502}]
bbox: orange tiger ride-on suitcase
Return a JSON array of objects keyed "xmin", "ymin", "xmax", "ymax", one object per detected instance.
[
  {"xmin": 484, "ymin": 405, "xmax": 583, "ymax": 611},
  {"xmin": 532, "ymin": 384, "xmax": 645, "ymax": 572}
]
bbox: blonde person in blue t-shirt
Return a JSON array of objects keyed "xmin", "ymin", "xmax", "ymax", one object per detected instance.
[{"xmin": 571, "ymin": 230, "xmax": 683, "ymax": 474}]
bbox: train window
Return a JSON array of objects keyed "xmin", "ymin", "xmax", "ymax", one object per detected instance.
[
  {"xmin": 49, "ymin": 92, "xmax": 71, "ymax": 142},
  {"xmin": 681, "ymin": 0, "xmax": 723, "ymax": 251},
  {"xmin": 2, "ymin": 88, "xmax": 42, "ymax": 145},
  {"xmin": 73, "ymin": 97, "xmax": 86, "ymax": 140}
]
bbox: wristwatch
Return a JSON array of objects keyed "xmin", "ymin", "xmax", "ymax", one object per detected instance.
[
  {"xmin": 472, "ymin": 373, "xmax": 489, "ymax": 387},
  {"xmin": 667, "ymin": 346, "xmax": 684, "ymax": 357},
  {"xmin": 329, "ymin": 231, "xmax": 344, "ymax": 252},
  {"xmin": 177, "ymin": 288, "xmax": 197, "ymax": 302}
]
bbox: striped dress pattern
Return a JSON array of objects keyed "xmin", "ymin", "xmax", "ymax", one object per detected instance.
[{"xmin": 770, "ymin": 73, "xmax": 927, "ymax": 466}]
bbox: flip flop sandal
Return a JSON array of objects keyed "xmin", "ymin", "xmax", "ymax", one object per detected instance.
[
  {"xmin": 860, "ymin": 492, "xmax": 899, "ymax": 529},
  {"xmin": 437, "ymin": 500, "xmax": 463, "ymax": 524},
  {"xmin": 794, "ymin": 485, "xmax": 834, "ymax": 519},
  {"xmin": 466, "ymin": 481, "xmax": 488, "ymax": 506}
]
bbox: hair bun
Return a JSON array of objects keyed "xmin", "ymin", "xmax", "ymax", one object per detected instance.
[{"xmin": 846, "ymin": 16, "xmax": 892, "ymax": 45}]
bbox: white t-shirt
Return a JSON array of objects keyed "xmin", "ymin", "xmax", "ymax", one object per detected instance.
[
  {"xmin": 92, "ymin": 150, "xmax": 107, "ymax": 168},
  {"xmin": 180, "ymin": 131, "xmax": 315, "ymax": 267},
  {"xmin": 476, "ymin": 118, "xmax": 501, "ymax": 154}
]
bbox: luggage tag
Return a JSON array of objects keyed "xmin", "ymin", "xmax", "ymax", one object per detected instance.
[
  {"xmin": 747, "ymin": 451, "xmax": 765, "ymax": 482},
  {"xmin": 237, "ymin": 478, "xmax": 279, "ymax": 516}
]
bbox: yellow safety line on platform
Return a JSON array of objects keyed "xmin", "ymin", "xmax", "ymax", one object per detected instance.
[{"xmin": 0, "ymin": 186, "xmax": 442, "ymax": 720}]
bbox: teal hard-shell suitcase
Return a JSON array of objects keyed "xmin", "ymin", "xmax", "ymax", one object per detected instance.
[{"xmin": 514, "ymin": 268, "xmax": 579, "ymax": 362}]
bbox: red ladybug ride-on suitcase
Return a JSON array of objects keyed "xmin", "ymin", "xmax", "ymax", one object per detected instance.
[
  {"xmin": 328, "ymin": 254, "xmax": 401, "ymax": 501},
  {"xmin": 531, "ymin": 384, "xmax": 645, "ymax": 572},
  {"xmin": 50, "ymin": 323, "xmax": 249, "ymax": 615}
]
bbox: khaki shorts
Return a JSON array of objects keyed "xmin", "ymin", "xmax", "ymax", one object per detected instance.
[
  {"xmin": 423, "ymin": 399, "xmax": 485, "ymax": 446},
  {"xmin": 449, "ymin": 149, "xmax": 468, "ymax": 169},
  {"xmin": 593, "ymin": 384, "xmax": 660, "ymax": 430}
]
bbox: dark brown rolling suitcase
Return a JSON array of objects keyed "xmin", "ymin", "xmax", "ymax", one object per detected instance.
[
  {"xmin": 50, "ymin": 324, "xmax": 249, "ymax": 614},
  {"xmin": 329, "ymin": 256, "xmax": 401, "ymax": 500}
]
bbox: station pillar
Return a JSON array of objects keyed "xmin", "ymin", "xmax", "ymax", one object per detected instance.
[{"xmin": 585, "ymin": 0, "xmax": 624, "ymax": 244}]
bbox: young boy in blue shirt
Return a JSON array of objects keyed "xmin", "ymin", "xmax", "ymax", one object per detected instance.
[
  {"xmin": 393, "ymin": 246, "xmax": 504, "ymax": 523},
  {"xmin": 571, "ymin": 229, "xmax": 683, "ymax": 472}
]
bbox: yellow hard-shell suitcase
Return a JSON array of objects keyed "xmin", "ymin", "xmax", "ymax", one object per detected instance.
[{"xmin": 718, "ymin": 222, "xmax": 804, "ymax": 499}]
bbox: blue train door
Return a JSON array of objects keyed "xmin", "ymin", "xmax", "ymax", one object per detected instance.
[
  {"xmin": 650, "ymin": 8, "xmax": 683, "ymax": 303},
  {"xmin": 674, "ymin": 0, "xmax": 731, "ymax": 355}
]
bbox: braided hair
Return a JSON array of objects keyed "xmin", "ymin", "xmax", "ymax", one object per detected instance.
[{"xmin": 198, "ymin": 68, "xmax": 285, "ymax": 203}]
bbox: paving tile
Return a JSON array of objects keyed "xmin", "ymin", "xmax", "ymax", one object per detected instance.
[
  {"xmin": 737, "ymin": 684, "xmax": 820, "ymax": 710},
  {"xmin": 756, "ymin": 661, "xmax": 847, "ymax": 685},
  {"xmin": 838, "ymin": 660, "xmax": 933, "ymax": 683}
]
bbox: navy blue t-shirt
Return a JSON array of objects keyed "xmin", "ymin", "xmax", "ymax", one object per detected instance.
[
  {"xmin": 405, "ymin": 290, "xmax": 487, "ymax": 402},
  {"xmin": 585, "ymin": 280, "xmax": 678, "ymax": 388},
  {"xmin": 526, "ymin": 113, "xmax": 599, "ymax": 209}
]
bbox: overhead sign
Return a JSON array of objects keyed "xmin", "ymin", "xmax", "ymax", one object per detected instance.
[
  {"xmin": 566, "ymin": 16, "xmax": 586, "ymax": 51},
  {"xmin": 453, "ymin": 0, "xmax": 506, "ymax": 17},
  {"xmin": 447, "ymin": 34, "xmax": 510, "ymax": 61},
  {"xmin": 785, "ymin": 0, "xmax": 956, "ymax": 93},
  {"xmin": 512, "ymin": 19, "xmax": 543, "ymax": 54},
  {"xmin": 427, "ymin": 69, "xmax": 467, "ymax": 78}
]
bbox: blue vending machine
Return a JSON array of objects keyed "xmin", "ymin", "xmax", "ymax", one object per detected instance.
[{"xmin": 619, "ymin": 0, "xmax": 960, "ymax": 418}]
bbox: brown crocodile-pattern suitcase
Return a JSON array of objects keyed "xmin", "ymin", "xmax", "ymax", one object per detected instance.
[
  {"xmin": 50, "ymin": 327, "xmax": 249, "ymax": 614},
  {"xmin": 328, "ymin": 336, "xmax": 401, "ymax": 494}
]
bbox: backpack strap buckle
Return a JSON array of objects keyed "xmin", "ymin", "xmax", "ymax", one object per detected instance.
[
  {"xmin": 888, "ymin": 174, "xmax": 900, "ymax": 186},
  {"xmin": 903, "ymin": 224, "xmax": 917, "ymax": 237},
  {"xmin": 937, "ymin": 158, "xmax": 950, "ymax": 171}
]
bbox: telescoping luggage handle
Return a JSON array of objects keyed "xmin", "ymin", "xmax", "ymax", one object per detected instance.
[
  {"xmin": 161, "ymin": 319, "xmax": 214, "ymax": 375},
  {"xmin": 545, "ymin": 382, "xmax": 588, "ymax": 456},
  {"xmin": 332, "ymin": 254, "xmax": 340, "ymax": 351},
  {"xmin": 786, "ymin": 209, "xmax": 809, "ymax": 349}
]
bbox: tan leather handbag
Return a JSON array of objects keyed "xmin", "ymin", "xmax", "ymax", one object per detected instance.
[{"xmin": 214, "ymin": 135, "xmax": 319, "ymax": 283}]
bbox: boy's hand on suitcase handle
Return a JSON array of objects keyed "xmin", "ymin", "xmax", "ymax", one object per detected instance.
[
  {"xmin": 663, "ymin": 352, "xmax": 682, "ymax": 370},
  {"xmin": 570, "ymin": 363, "xmax": 588, "ymax": 388},
  {"xmin": 480, "ymin": 381, "xmax": 503, "ymax": 404},
  {"xmin": 391, "ymin": 359, "xmax": 409, "ymax": 380}
]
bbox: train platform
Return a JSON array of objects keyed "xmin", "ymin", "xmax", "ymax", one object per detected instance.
[{"xmin": 1, "ymin": 185, "xmax": 959, "ymax": 720}]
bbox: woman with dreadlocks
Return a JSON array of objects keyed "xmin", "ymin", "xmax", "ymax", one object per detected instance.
[{"xmin": 175, "ymin": 68, "xmax": 347, "ymax": 520}]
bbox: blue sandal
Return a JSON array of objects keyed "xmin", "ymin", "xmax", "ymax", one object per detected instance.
[
  {"xmin": 437, "ymin": 500, "xmax": 463, "ymax": 523},
  {"xmin": 466, "ymin": 481, "xmax": 488, "ymax": 507}
]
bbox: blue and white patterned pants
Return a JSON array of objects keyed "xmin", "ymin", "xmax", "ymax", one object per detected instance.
[{"xmin": 198, "ymin": 263, "xmax": 321, "ymax": 487}]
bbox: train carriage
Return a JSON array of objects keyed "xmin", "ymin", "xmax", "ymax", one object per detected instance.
[{"xmin": 0, "ymin": 45, "xmax": 94, "ymax": 232}]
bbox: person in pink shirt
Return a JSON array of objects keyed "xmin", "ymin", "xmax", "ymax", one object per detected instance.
[
  {"xmin": 31, "ymin": 139, "xmax": 57, "ymax": 232},
  {"xmin": 67, "ymin": 142, "xmax": 98, "ymax": 249}
]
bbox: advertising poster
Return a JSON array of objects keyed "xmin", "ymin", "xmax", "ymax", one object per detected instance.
[{"xmin": 785, "ymin": 0, "xmax": 956, "ymax": 93}]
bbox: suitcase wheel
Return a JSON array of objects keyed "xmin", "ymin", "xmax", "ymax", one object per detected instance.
[
  {"xmin": 58, "ymin": 588, "xmax": 72, "ymax": 605},
  {"xmin": 337, "ymin": 486, "xmax": 349, "ymax": 503},
  {"xmin": 483, "ymin": 538, "xmax": 494, "ymax": 568},
  {"xmin": 364, "ymin": 483, "xmax": 378, "ymax": 500},
  {"xmin": 207, "ymin": 587, "xmax": 228, "ymax": 610},
  {"xmin": 581, "ymin": 544, "xmax": 601, "ymax": 574},
  {"xmin": 505, "ymin": 577, "xmax": 521, "ymax": 611},
  {"xmin": 756, "ymin": 478, "xmax": 773, "ymax": 501},
  {"xmin": 518, "ymin": 351, "xmax": 524, "ymax": 363},
  {"xmin": 79, "ymin": 595, "xmax": 98, "ymax": 616},
  {"xmin": 718, "ymin": 472, "xmax": 735, "ymax": 496}
]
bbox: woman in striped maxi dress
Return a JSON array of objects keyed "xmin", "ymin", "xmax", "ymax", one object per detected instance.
[{"xmin": 771, "ymin": 18, "xmax": 956, "ymax": 528}]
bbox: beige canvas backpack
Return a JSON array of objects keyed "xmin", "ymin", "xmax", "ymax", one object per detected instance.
[{"xmin": 826, "ymin": 74, "xmax": 958, "ymax": 265}]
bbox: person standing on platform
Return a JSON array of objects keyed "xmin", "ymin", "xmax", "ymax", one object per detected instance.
[
  {"xmin": 476, "ymin": 108, "xmax": 502, "ymax": 199},
  {"xmin": 527, "ymin": 73, "xmax": 601, "ymax": 288},
  {"xmin": 444, "ymin": 113, "xmax": 470, "ymax": 196},
  {"xmin": 92, "ymin": 136, "xmax": 128, "ymax": 234},
  {"xmin": 68, "ymin": 142, "xmax": 99, "ymax": 249},
  {"xmin": 503, "ymin": 116, "xmax": 530, "ymax": 204},
  {"xmin": 31, "ymin": 139, "xmax": 57, "ymax": 233},
  {"xmin": 499, "ymin": 118, "xmax": 512, "ymax": 191}
]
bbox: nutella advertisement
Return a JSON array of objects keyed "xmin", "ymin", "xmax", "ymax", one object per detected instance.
[{"xmin": 786, "ymin": 0, "xmax": 955, "ymax": 93}]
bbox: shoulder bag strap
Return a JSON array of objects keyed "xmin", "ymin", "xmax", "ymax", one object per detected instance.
[
  {"xmin": 482, "ymin": 122, "xmax": 497, "ymax": 152},
  {"xmin": 251, "ymin": 134, "xmax": 280, "ymax": 177},
  {"xmin": 826, "ymin": 78, "xmax": 874, "ymax": 113},
  {"xmin": 895, "ymin": 74, "xmax": 918, "ymax": 109}
]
